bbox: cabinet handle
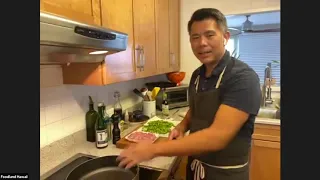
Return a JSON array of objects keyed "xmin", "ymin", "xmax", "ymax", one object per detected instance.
[
  {"xmin": 141, "ymin": 45, "xmax": 145, "ymax": 71},
  {"xmin": 135, "ymin": 45, "xmax": 142, "ymax": 71}
]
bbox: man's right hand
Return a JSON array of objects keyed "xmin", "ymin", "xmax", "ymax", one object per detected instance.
[
  {"xmin": 168, "ymin": 109, "xmax": 190, "ymax": 140},
  {"xmin": 168, "ymin": 128, "xmax": 184, "ymax": 140}
]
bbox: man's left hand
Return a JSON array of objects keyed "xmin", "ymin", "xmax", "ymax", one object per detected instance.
[{"xmin": 116, "ymin": 141, "xmax": 156, "ymax": 169}]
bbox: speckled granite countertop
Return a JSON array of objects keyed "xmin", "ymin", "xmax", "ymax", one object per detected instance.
[{"xmin": 40, "ymin": 107, "xmax": 185, "ymax": 176}]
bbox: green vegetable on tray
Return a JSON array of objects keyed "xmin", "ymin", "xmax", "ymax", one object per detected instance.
[{"xmin": 142, "ymin": 120, "xmax": 175, "ymax": 134}]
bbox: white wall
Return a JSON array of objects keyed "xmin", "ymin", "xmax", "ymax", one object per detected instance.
[{"xmin": 40, "ymin": 65, "xmax": 166, "ymax": 148}]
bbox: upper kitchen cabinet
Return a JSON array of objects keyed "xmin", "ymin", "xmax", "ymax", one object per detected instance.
[
  {"xmin": 99, "ymin": 0, "xmax": 137, "ymax": 84},
  {"xmin": 155, "ymin": 0, "xmax": 181, "ymax": 74},
  {"xmin": 155, "ymin": 0, "xmax": 170, "ymax": 74},
  {"xmin": 49, "ymin": 0, "xmax": 181, "ymax": 86},
  {"xmin": 168, "ymin": 0, "xmax": 181, "ymax": 72},
  {"xmin": 40, "ymin": 0, "xmax": 101, "ymax": 26},
  {"xmin": 62, "ymin": 0, "xmax": 158, "ymax": 85},
  {"xmin": 98, "ymin": 0, "xmax": 159, "ymax": 83},
  {"xmin": 133, "ymin": 0, "xmax": 157, "ymax": 78}
]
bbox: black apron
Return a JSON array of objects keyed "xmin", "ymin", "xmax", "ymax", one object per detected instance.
[{"xmin": 186, "ymin": 60, "xmax": 250, "ymax": 180}]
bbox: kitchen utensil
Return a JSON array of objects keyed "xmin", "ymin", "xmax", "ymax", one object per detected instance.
[
  {"xmin": 151, "ymin": 87, "xmax": 160, "ymax": 100},
  {"xmin": 166, "ymin": 72, "xmax": 186, "ymax": 86},
  {"xmin": 66, "ymin": 155, "xmax": 139, "ymax": 180},
  {"xmin": 133, "ymin": 88, "xmax": 144, "ymax": 98},
  {"xmin": 143, "ymin": 95, "xmax": 150, "ymax": 101},
  {"xmin": 140, "ymin": 87, "xmax": 148, "ymax": 96},
  {"xmin": 146, "ymin": 91, "xmax": 153, "ymax": 101}
]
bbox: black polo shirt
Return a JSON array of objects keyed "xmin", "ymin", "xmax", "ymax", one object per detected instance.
[{"xmin": 189, "ymin": 50, "xmax": 262, "ymax": 139}]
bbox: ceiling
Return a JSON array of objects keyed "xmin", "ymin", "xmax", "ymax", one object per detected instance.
[{"xmin": 226, "ymin": 11, "xmax": 280, "ymax": 28}]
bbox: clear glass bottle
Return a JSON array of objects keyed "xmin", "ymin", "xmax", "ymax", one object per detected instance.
[
  {"xmin": 113, "ymin": 91, "xmax": 123, "ymax": 117},
  {"xmin": 162, "ymin": 89, "xmax": 170, "ymax": 117},
  {"xmin": 104, "ymin": 110, "xmax": 112, "ymax": 142}
]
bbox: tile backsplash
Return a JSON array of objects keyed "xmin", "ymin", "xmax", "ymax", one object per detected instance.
[{"xmin": 40, "ymin": 65, "xmax": 167, "ymax": 148}]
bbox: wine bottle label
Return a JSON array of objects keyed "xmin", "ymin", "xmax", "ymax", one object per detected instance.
[
  {"xmin": 96, "ymin": 129, "xmax": 108, "ymax": 147},
  {"xmin": 162, "ymin": 104, "xmax": 169, "ymax": 115}
]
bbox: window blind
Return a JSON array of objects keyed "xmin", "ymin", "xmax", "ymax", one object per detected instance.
[{"xmin": 237, "ymin": 32, "xmax": 280, "ymax": 85}]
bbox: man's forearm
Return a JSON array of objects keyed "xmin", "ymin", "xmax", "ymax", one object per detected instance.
[
  {"xmin": 176, "ymin": 109, "xmax": 191, "ymax": 133},
  {"xmin": 153, "ymin": 127, "xmax": 225, "ymax": 157}
]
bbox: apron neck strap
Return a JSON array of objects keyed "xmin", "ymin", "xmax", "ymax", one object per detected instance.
[{"xmin": 215, "ymin": 66, "xmax": 227, "ymax": 89}]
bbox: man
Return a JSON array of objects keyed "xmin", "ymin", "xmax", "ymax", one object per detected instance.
[{"xmin": 117, "ymin": 8, "xmax": 262, "ymax": 180}]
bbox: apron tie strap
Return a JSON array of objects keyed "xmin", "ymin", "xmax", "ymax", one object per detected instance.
[{"xmin": 191, "ymin": 159, "xmax": 205, "ymax": 180}]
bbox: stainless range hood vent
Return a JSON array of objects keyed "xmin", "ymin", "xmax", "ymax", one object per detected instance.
[{"xmin": 40, "ymin": 12, "xmax": 128, "ymax": 65}]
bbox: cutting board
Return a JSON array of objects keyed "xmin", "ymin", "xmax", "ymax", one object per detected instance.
[{"xmin": 116, "ymin": 116, "xmax": 179, "ymax": 149}]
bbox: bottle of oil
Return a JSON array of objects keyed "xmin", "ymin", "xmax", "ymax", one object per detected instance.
[
  {"xmin": 113, "ymin": 91, "xmax": 123, "ymax": 118},
  {"xmin": 112, "ymin": 113, "xmax": 121, "ymax": 144},
  {"xmin": 95, "ymin": 102, "xmax": 108, "ymax": 149},
  {"xmin": 162, "ymin": 89, "xmax": 169, "ymax": 117},
  {"xmin": 85, "ymin": 96, "xmax": 98, "ymax": 142}
]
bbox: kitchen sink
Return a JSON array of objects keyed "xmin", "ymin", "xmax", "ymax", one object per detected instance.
[
  {"xmin": 257, "ymin": 107, "xmax": 280, "ymax": 119},
  {"xmin": 138, "ymin": 166, "xmax": 164, "ymax": 180},
  {"xmin": 41, "ymin": 153, "xmax": 170, "ymax": 180}
]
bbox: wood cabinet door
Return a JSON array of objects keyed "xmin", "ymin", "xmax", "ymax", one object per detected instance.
[
  {"xmin": 250, "ymin": 139, "xmax": 280, "ymax": 180},
  {"xmin": 40, "ymin": 0, "xmax": 101, "ymax": 26},
  {"xmin": 100, "ymin": 0, "xmax": 137, "ymax": 84},
  {"xmin": 169, "ymin": 0, "xmax": 181, "ymax": 72},
  {"xmin": 155, "ymin": 0, "xmax": 170, "ymax": 74},
  {"xmin": 133, "ymin": 0, "xmax": 157, "ymax": 78}
]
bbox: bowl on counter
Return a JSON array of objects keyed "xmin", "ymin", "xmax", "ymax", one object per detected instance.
[{"xmin": 166, "ymin": 72, "xmax": 186, "ymax": 86}]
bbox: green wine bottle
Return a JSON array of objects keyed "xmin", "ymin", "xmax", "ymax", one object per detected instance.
[
  {"xmin": 86, "ymin": 96, "xmax": 98, "ymax": 142},
  {"xmin": 96, "ymin": 103, "xmax": 108, "ymax": 148}
]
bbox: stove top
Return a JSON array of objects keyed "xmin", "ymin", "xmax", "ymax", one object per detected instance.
[{"xmin": 40, "ymin": 153, "xmax": 96, "ymax": 180}]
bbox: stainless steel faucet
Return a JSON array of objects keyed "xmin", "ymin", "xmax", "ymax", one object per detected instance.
[{"xmin": 261, "ymin": 63, "xmax": 274, "ymax": 107}]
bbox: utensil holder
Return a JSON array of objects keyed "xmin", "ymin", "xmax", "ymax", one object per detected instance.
[{"xmin": 143, "ymin": 100, "xmax": 156, "ymax": 118}]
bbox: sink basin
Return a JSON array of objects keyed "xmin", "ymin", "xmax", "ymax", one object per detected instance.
[
  {"xmin": 139, "ymin": 166, "xmax": 164, "ymax": 180},
  {"xmin": 257, "ymin": 107, "xmax": 280, "ymax": 119},
  {"xmin": 41, "ymin": 153, "xmax": 169, "ymax": 180}
]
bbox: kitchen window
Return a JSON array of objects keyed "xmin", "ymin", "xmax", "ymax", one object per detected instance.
[{"xmin": 234, "ymin": 32, "xmax": 280, "ymax": 86}]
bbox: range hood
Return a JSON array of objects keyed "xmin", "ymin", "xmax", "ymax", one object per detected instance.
[{"xmin": 40, "ymin": 12, "xmax": 128, "ymax": 65}]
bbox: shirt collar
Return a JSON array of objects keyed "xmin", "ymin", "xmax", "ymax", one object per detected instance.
[{"xmin": 199, "ymin": 50, "xmax": 231, "ymax": 78}]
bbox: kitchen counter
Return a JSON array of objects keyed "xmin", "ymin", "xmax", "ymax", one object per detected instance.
[
  {"xmin": 40, "ymin": 107, "xmax": 184, "ymax": 177},
  {"xmin": 40, "ymin": 105, "xmax": 279, "ymax": 177},
  {"xmin": 177, "ymin": 107, "xmax": 281, "ymax": 126}
]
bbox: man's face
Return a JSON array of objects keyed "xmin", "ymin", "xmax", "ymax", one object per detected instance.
[{"xmin": 189, "ymin": 19, "xmax": 229, "ymax": 65}]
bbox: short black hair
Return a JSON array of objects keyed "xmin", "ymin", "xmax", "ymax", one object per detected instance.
[{"xmin": 188, "ymin": 8, "xmax": 228, "ymax": 34}]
